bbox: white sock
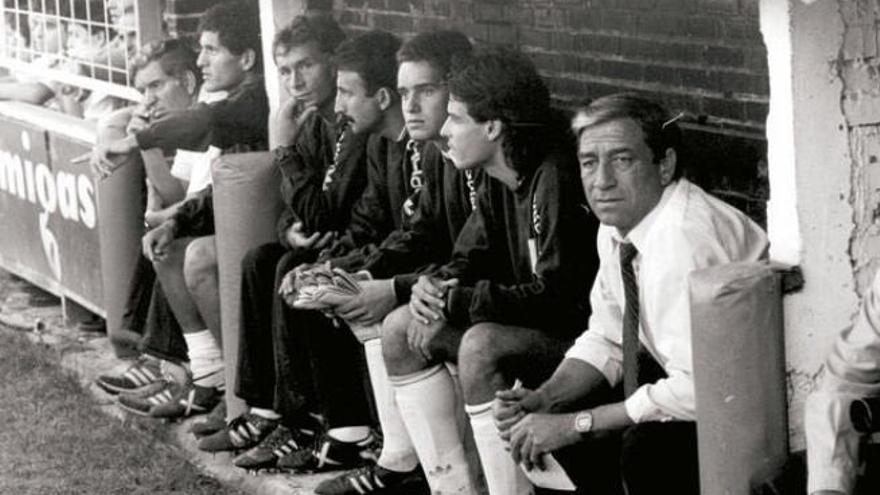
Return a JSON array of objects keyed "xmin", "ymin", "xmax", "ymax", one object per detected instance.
[
  {"xmin": 183, "ymin": 329, "xmax": 224, "ymax": 388},
  {"xmin": 249, "ymin": 407, "xmax": 281, "ymax": 420},
  {"xmin": 364, "ymin": 338, "xmax": 419, "ymax": 473},
  {"xmin": 393, "ymin": 365, "xmax": 478, "ymax": 495},
  {"xmin": 466, "ymin": 400, "xmax": 533, "ymax": 495},
  {"xmin": 327, "ymin": 426, "xmax": 371, "ymax": 443}
]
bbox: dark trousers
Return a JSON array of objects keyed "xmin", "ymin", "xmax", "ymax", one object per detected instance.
[
  {"xmin": 140, "ymin": 279, "xmax": 188, "ymax": 364},
  {"xmin": 620, "ymin": 421, "xmax": 700, "ymax": 495},
  {"xmin": 119, "ymin": 253, "xmax": 154, "ymax": 336},
  {"xmin": 235, "ymin": 243, "xmax": 305, "ymax": 411},
  {"xmin": 235, "ymin": 243, "xmax": 373, "ymax": 429},
  {"xmin": 553, "ymin": 419, "xmax": 698, "ymax": 495}
]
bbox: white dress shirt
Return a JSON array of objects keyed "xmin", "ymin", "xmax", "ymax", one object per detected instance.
[
  {"xmin": 566, "ymin": 178, "xmax": 768, "ymax": 423},
  {"xmin": 805, "ymin": 270, "xmax": 880, "ymax": 494}
]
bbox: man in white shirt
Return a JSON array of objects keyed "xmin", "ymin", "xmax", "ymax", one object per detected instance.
[
  {"xmin": 494, "ymin": 93, "xmax": 768, "ymax": 495},
  {"xmin": 804, "ymin": 270, "xmax": 880, "ymax": 495}
]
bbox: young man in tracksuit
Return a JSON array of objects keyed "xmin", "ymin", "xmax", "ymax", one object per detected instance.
[
  {"xmin": 95, "ymin": 1, "xmax": 269, "ymax": 418},
  {"xmin": 196, "ymin": 30, "xmax": 407, "ymax": 473},
  {"xmin": 381, "ymin": 47, "xmax": 601, "ymax": 495},
  {"xmin": 191, "ymin": 14, "xmax": 370, "ymax": 458},
  {"xmin": 302, "ymin": 31, "xmax": 485, "ymax": 495}
]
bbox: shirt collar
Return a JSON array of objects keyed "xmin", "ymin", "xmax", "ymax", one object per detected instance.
[
  {"xmin": 611, "ymin": 179, "xmax": 680, "ymax": 253},
  {"xmin": 396, "ymin": 126, "xmax": 409, "ymax": 143}
]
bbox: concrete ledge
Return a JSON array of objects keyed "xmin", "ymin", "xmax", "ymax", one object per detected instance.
[{"xmin": 0, "ymin": 269, "xmax": 333, "ymax": 495}]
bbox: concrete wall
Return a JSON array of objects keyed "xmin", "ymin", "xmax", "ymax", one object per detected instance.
[{"xmin": 762, "ymin": 0, "xmax": 880, "ymax": 448}]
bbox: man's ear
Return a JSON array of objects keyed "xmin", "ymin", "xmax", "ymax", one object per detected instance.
[
  {"xmin": 183, "ymin": 71, "xmax": 197, "ymax": 96},
  {"xmin": 376, "ymin": 86, "xmax": 394, "ymax": 111},
  {"xmin": 239, "ymin": 49, "xmax": 257, "ymax": 72},
  {"xmin": 658, "ymin": 148, "xmax": 677, "ymax": 185},
  {"xmin": 485, "ymin": 119, "xmax": 503, "ymax": 142}
]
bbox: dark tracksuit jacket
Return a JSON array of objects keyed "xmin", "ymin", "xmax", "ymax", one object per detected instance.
[
  {"xmin": 134, "ymin": 75, "xmax": 270, "ymax": 238},
  {"xmin": 436, "ymin": 142, "xmax": 600, "ymax": 339},
  {"xmin": 273, "ymin": 113, "xmax": 370, "ymax": 248},
  {"xmin": 330, "ymin": 142, "xmax": 483, "ymax": 305}
]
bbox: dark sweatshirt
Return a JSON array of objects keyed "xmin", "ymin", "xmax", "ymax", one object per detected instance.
[
  {"xmin": 318, "ymin": 133, "xmax": 416, "ymax": 259},
  {"xmin": 134, "ymin": 75, "xmax": 269, "ymax": 238},
  {"xmin": 273, "ymin": 113, "xmax": 370, "ymax": 248},
  {"xmin": 437, "ymin": 142, "xmax": 600, "ymax": 338},
  {"xmin": 330, "ymin": 142, "xmax": 482, "ymax": 304}
]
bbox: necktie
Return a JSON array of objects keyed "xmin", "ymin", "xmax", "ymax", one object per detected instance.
[{"xmin": 620, "ymin": 242, "xmax": 640, "ymax": 398}]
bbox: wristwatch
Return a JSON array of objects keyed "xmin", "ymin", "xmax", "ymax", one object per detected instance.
[{"xmin": 574, "ymin": 411, "xmax": 593, "ymax": 435}]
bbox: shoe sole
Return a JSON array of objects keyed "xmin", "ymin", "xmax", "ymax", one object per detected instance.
[
  {"xmin": 116, "ymin": 400, "xmax": 153, "ymax": 417},
  {"xmin": 96, "ymin": 379, "xmax": 160, "ymax": 396}
]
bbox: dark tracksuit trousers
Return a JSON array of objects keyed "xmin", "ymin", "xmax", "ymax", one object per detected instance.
[{"xmin": 235, "ymin": 242, "xmax": 373, "ymax": 428}]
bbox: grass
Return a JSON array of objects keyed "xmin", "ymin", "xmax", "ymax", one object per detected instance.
[{"xmin": 0, "ymin": 329, "xmax": 243, "ymax": 495}]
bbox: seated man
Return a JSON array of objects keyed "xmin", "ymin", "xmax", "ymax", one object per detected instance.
[
  {"xmin": 805, "ymin": 270, "xmax": 880, "ymax": 495},
  {"xmin": 379, "ymin": 47, "xmax": 600, "ymax": 495},
  {"xmin": 195, "ymin": 12, "xmax": 368, "ymax": 455},
  {"xmin": 89, "ymin": 0, "xmax": 268, "ymax": 419},
  {"xmin": 198, "ymin": 31, "xmax": 404, "ymax": 471},
  {"xmin": 0, "ymin": 2, "xmax": 64, "ymax": 105},
  {"xmin": 494, "ymin": 94, "xmax": 769, "ymax": 495},
  {"xmin": 301, "ymin": 30, "xmax": 478, "ymax": 495}
]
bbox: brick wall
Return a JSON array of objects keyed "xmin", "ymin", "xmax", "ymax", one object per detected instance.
[
  {"xmin": 324, "ymin": 0, "xmax": 770, "ymax": 224},
  {"xmin": 163, "ymin": 0, "xmax": 219, "ymax": 38}
]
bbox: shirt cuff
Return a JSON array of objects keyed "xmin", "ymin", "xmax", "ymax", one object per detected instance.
[
  {"xmin": 565, "ymin": 344, "xmax": 621, "ymax": 388},
  {"xmin": 807, "ymin": 466, "xmax": 857, "ymax": 495},
  {"xmin": 623, "ymin": 386, "xmax": 678, "ymax": 423}
]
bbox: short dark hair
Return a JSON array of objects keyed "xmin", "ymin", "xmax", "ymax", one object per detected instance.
[
  {"xmin": 448, "ymin": 46, "xmax": 555, "ymax": 171},
  {"xmin": 572, "ymin": 93, "xmax": 684, "ymax": 179},
  {"xmin": 396, "ymin": 30, "xmax": 472, "ymax": 79},
  {"xmin": 198, "ymin": 0, "xmax": 262, "ymax": 71},
  {"xmin": 333, "ymin": 30, "xmax": 401, "ymax": 96},
  {"xmin": 131, "ymin": 38, "xmax": 201, "ymax": 88},
  {"xmin": 273, "ymin": 13, "xmax": 345, "ymax": 59}
]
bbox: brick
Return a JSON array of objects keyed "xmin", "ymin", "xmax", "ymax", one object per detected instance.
[
  {"xmin": 720, "ymin": 71, "xmax": 769, "ymax": 96},
  {"xmin": 387, "ymin": 0, "xmax": 414, "ymax": 13},
  {"xmin": 696, "ymin": 0, "xmax": 739, "ymax": 14},
  {"xmin": 367, "ymin": 0, "xmax": 386, "ymax": 10},
  {"xmin": 653, "ymin": 0, "xmax": 694, "ymax": 11},
  {"xmin": 342, "ymin": 0, "xmax": 367, "ymax": 8},
  {"xmin": 504, "ymin": 5, "xmax": 533, "ymax": 26},
  {"xmin": 413, "ymin": 16, "xmax": 443, "ymax": 31},
  {"xmin": 602, "ymin": 11, "xmax": 637, "ymax": 33},
  {"xmin": 372, "ymin": 12, "xmax": 413, "ymax": 32},
  {"xmin": 461, "ymin": 22, "xmax": 489, "ymax": 42},
  {"xmin": 339, "ymin": 9, "xmax": 369, "ymax": 26},
  {"xmin": 426, "ymin": 0, "xmax": 450, "ymax": 17},
  {"xmin": 576, "ymin": 56, "xmax": 600, "ymax": 75},
  {"xmin": 681, "ymin": 67, "xmax": 721, "ymax": 90},
  {"xmin": 553, "ymin": 32, "xmax": 576, "ymax": 51},
  {"xmin": 488, "ymin": 24, "xmax": 517, "ymax": 45},
  {"xmin": 705, "ymin": 45, "xmax": 745, "ymax": 67},
  {"xmin": 535, "ymin": 8, "xmax": 564, "ymax": 28},
  {"xmin": 306, "ymin": 0, "xmax": 334, "ymax": 9},
  {"xmin": 637, "ymin": 13, "xmax": 681, "ymax": 37},
  {"xmin": 531, "ymin": 51, "xmax": 566, "ymax": 73},
  {"xmin": 683, "ymin": 16, "xmax": 721, "ymax": 39},
  {"xmin": 449, "ymin": 1, "xmax": 472, "ymax": 20},
  {"xmin": 474, "ymin": 2, "xmax": 505, "ymax": 22},
  {"xmin": 576, "ymin": 33, "xmax": 620, "ymax": 54},
  {"xmin": 722, "ymin": 19, "xmax": 761, "ymax": 40},
  {"xmin": 601, "ymin": 59, "xmax": 644, "ymax": 81},
  {"xmin": 743, "ymin": 47, "xmax": 768, "ymax": 73},
  {"xmin": 521, "ymin": 28, "xmax": 553, "ymax": 48},
  {"xmin": 744, "ymin": 100, "xmax": 769, "ymax": 124},
  {"xmin": 165, "ymin": 0, "xmax": 216, "ymax": 15},
  {"xmin": 644, "ymin": 64, "xmax": 683, "ymax": 86},
  {"xmin": 619, "ymin": 37, "xmax": 660, "ymax": 59},
  {"xmin": 566, "ymin": 8, "xmax": 602, "ymax": 31},
  {"xmin": 703, "ymin": 96, "xmax": 745, "ymax": 121}
]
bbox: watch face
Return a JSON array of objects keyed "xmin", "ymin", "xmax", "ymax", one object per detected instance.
[{"xmin": 575, "ymin": 412, "xmax": 593, "ymax": 433}]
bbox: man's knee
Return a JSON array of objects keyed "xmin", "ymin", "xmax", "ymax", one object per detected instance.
[
  {"xmin": 381, "ymin": 305, "xmax": 413, "ymax": 365},
  {"xmin": 152, "ymin": 238, "xmax": 189, "ymax": 273},
  {"xmin": 458, "ymin": 322, "xmax": 507, "ymax": 375},
  {"xmin": 183, "ymin": 236, "xmax": 217, "ymax": 292}
]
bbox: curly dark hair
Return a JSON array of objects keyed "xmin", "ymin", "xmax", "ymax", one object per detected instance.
[
  {"xmin": 333, "ymin": 30, "xmax": 401, "ymax": 96},
  {"xmin": 396, "ymin": 30, "xmax": 472, "ymax": 79},
  {"xmin": 448, "ymin": 46, "xmax": 564, "ymax": 173},
  {"xmin": 572, "ymin": 93, "xmax": 684, "ymax": 179},
  {"xmin": 198, "ymin": 0, "xmax": 262, "ymax": 71},
  {"xmin": 273, "ymin": 13, "xmax": 345, "ymax": 59}
]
